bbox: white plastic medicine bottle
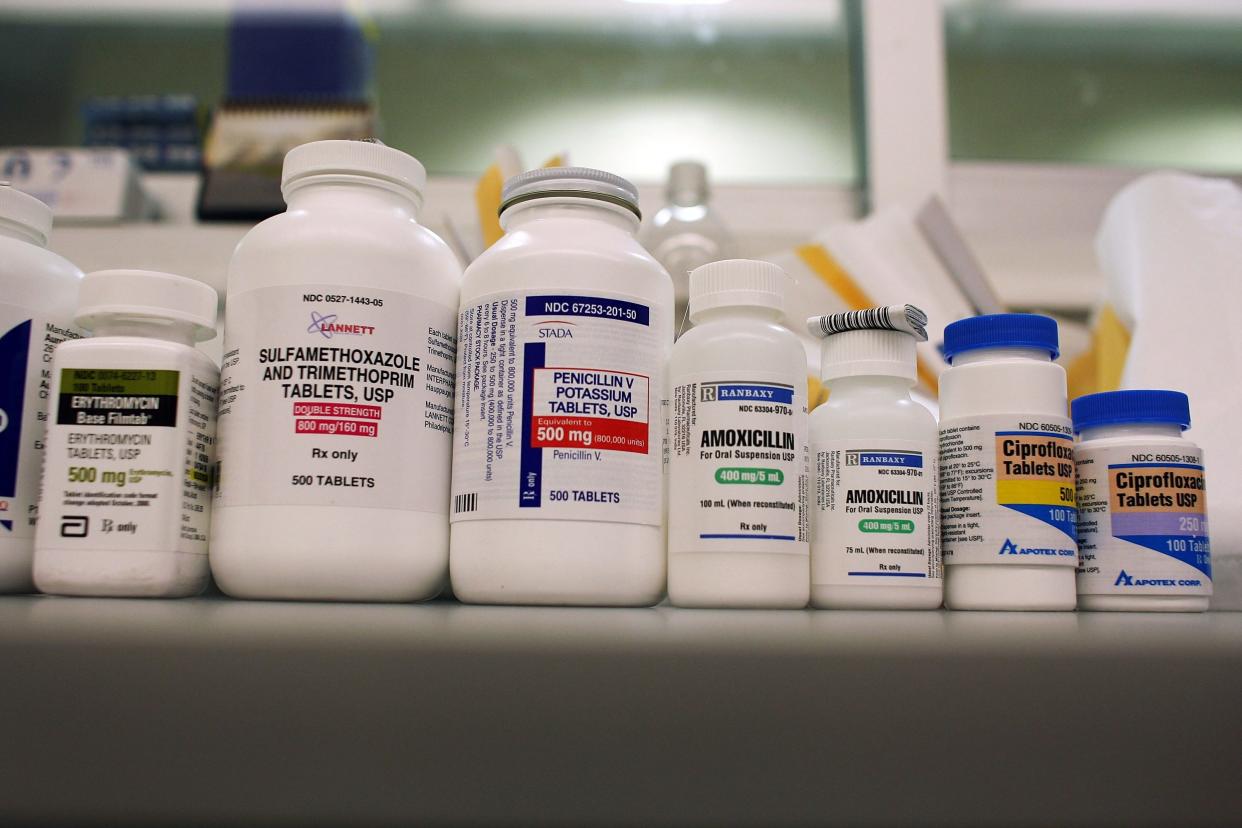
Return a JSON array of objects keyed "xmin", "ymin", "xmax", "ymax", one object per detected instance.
[
  {"xmin": 1072, "ymin": 390, "xmax": 1210, "ymax": 612},
  {"xmin": 211, "ymin": 140, "xmax": 462, "ymax": 602},
  {"xmin": 35, "ymin": 270, "xmax": 219, "ymax": 597},
  {"xmin": 808, "ymin": 306, "xmax": 942, "ymax": 609},
  {"xmin": 667, "ymin": 259, "xmax": 808, "ymax": 609},
  {"xmin": 939, "ymin": 313, "xmax": 1077, "ymax": 611},
  {"xmin": 450, "ymin": 167, "xmax": 674, "ymax": 606},
  {"xmin": 0, "ymin": 184, "xmax": 83, "ymax": 593}
]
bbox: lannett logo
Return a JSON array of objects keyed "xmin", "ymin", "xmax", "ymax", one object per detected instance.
[{"xmin": 307, "ymin": 311, "xmax": 375, "ymax": 339}]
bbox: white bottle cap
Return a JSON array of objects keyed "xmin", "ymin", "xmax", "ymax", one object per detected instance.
[
  {"xmin": 281, "ymin": 140, "xmax": 427, "ymax": 203},
  {"xmin": 688, "ymin": 259, "xmax": 786, "ymax": 322},
  {"xmin": 76, "ymin": 269, "xmax": 218, "ymax": 341},
  {"xmin": 0, "ymin": 183, "xmax": 52, "ymax": 247},
  {"xmin": 667, "ymin": 160, "xmax": 708, "ymax": 207},
  {"xmin": 819, "ymin": 328, "xmax": 917, "ymax": 382}
]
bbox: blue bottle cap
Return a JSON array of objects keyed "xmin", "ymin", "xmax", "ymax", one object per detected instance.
[
  {"xmin": 1071, "ymin": 390, "xmax": 1191, "ymax": 433},
  {"xmin": 942, "ymin": 313, "xmax": 1059, "ymax": 363}
]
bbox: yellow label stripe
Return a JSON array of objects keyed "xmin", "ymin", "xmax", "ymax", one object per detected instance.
[{"xmin": 997, "ymin": 480, "xmax": 1076, "ymax": 508}]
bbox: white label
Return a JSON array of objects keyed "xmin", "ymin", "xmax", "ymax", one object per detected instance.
[
  {"xmin": 1076, "ymin": 443, "xmax": 1210, "ymax": 596},
  {"xmin": 215, "ymin": 286, "xmax": 457, "ymax": 513},
  {"xmin": 940, "ymin": 414, "xmax": 1078, "ymax": 566},
  {"xmin": 813, "ymin": 439, "xmax": 940, "ymax": 586},
  {"xmin": 670, "ymin": 370, "xmax": 808, "ymax": 551},
  {"xmin": 38, "ymin": 365, "xmax": 217, "ymax": 553},
  {"xmin": 451, "ymin": 290, "xmax": 666, "ymax": 525},
  {"xmin": 0, "ymin": 304, "xmax": 80, "ymax": 541}
]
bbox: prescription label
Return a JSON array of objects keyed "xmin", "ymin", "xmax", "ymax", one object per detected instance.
[
  {"xmin": 814, "ymin": 439, "xmax": 939, "ymax": 586},
  {"xmin": 39, "ymin": 367, "xmax": 216, "ymax": 553},
  {"xmin": 215, "ymin": 286, "xmax": 457, "ymax": 513},
  {"xmin": 1076, "ymin": 444, "xmax": 1210, "ymax": 596},
  {"xmin": 452, "ymin": 291, "xmax": 666, "ymax": 525},
  {"xmin": 670, "ymin": 371, "xmax": 808, "ymax": 552},
  {"xmin": 0, "ymin": 306, "xmax": 80, "ymax": 540},
  {"xmin": 940, "ymin": 415, "xmax": 1077, "ymax": 566}
]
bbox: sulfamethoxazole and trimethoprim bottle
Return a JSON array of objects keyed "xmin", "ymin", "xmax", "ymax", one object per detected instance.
[
  {"xmin": 807, "ymin": 306, "xmax": 941, "ymax": 609},
  {"xmin": 450, "ymin": 167, "xmax": 674, "ymax": 606},
  {"xmin": 667, "ymin": 259, "xmax": 809, "ymax": 609},
  {"xmin": 35, "ymin": 270, "xmax": 219, "ymax": 598},
  {"xmin": 939, "ymin": 313, "xmax": 1077, "ymax": 611},
  {"xmin": 211, "ymin": 140, "xmax": 462, "ymax": 602}
]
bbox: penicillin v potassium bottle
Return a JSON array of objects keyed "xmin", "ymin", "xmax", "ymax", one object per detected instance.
[
  {"xmin": 211, "ymin": 140, "xmax": 462, "ymax": 602},
  {"xmin": 0, "ymin": 184, "xmax": 83, "ymax": 593},
  {"xmin": 34, "ymin": 270, "xmax": 219, "ymax": 597},
  {"xmin": 1072, "ymin": 390, "xmax": 1210, "ymax": 612},
  {"xmin": 450, "ymin": 168, "xmax": 674, "ymax": 606},
  {"xmin": 939, "ymin": 313, "xmax": 1077, "ymax": 611},
  {"xmin": 667, "ymin": 260, "xmax": 809, "ymax": 609},
  {"xmin": 807, "ymin": 306, "xmax": 941, "ymax": 609}
]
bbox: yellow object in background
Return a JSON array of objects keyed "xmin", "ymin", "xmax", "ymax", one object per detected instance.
[
  {"xmin": 1067, "ymin": 304, "xmax": 1132, "ymax": 400},
  {"xmin": 476, "ymin": 151, "xmax": 567, "ymax": 250}
]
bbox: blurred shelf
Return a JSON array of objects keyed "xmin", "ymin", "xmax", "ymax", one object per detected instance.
[{"xmin": 1, "ymin": 596, "xmax": 1239, "ymax": 826}]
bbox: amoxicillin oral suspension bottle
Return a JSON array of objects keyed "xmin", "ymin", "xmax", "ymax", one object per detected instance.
[
  {"xmin": 211, "ymin": 140, "xmax": 462, "ymax": 602},
  {"xmin": 667, "ymin": 259, "xmax": 808, "ymax": 609},
  {"xmin": 939, "ymin": 313, "xmax": 1077, "ymax": 611},
  {"xmin": 450, "ymin": 168, "xmax": 673, "ymax": 606},
  {"xmin": 1073, "ymin": 390, "xmax": 1210, "ymax": 612},
  {"xmin": 808, "ymin": 306, "xmax": 941, "ymax": 609},
  {"xmin": 35, "ymin": 270, "xmax": 219, "ymax": 597},
  {"xmin": 0, "ymin": 184, "xmax": 83, "ymax": 593}
]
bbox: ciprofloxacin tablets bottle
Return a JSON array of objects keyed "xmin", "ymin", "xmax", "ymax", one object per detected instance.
[
  {"xmin": 1072, "ymin": 389, "xmax": 1210, "ymax": 612},
  {"xmin": 939, "ymin": 313, "xmax": 1077, "ymax": 611}
]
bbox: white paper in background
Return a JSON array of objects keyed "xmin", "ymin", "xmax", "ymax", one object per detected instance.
[{"xmin": 1096, "ymin": 171, "xmax": 1242, "ymax": 609}]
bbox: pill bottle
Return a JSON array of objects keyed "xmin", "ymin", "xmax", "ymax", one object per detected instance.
[
  {"xmin": 939, "ymin": 313, "xmax": 1077, "ymax": 611},
  {"xmin": 0, "ymin": 184, "xmax": 83, "ymax": 593},
  {"xmin": 1072, "ymin": 390, "xmax": 1210, "ymax": 612},
  {"xmin": 211, "ymin": 140, "xmax": 461, "ymax": 602},
  {"xmin": 34, "ymin": 270, "xmax": 218, "ymax": 597},
  {"xmin": 808, "ymin": 306, "xmax": 942, "ymax": 609},
  {"xmin": 667, "ymin": 259, "xmax": 808, "ymax": 608},
  {"xmin": 451, "ymin": 167, "xmax": 674, "ymax": 606}
]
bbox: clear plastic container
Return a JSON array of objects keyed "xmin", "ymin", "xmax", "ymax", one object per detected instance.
[
  {"xmin": 939, "ymin": 314, "xmax": 1077, "ymax": 611},
  {"xmin": 1072, "ymin": 389, "xmax": 1210, "ymax": 612},
  {"xmin": 450, "ymin": 167, "xmax": 673, "ymax": 606},
  {"xmin": 210, "ymin": 140, "xmax": 462, "ymax": 601},
  {"xmin": 667, "ymin": 259, "xmax": 809, "ymax": 609},
  {"xmin": 0, "ymin": 184, "xmax": 83, "ymax": 593},
  {"xmin": 35, "ymin": 269, "xmax": 219, "ymax": 597}
]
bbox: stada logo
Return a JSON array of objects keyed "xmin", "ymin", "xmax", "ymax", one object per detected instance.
[{"xmin": 307, "ymin": 311, "xmax": 375, "ymax": 339}]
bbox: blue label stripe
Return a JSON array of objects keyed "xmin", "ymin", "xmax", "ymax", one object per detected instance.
[
  {"xmin": 1109, "ymin": 463, "xmax": 1204, "ymax": 470},
  {"xmin": 713, "ymin": 383, "xmax": 795, "ymax": 404},
  {"xmin": 700, "ymin": 533, "xmax": 796, "ymax": 541},
  {"xmin": 847, "ymin": 572, "xmax": 928, "ymax": 578},
  {"xmin": 856, "ymin": 451, "xmax": 924, "ymax": 468},
  {"xmin": 524, "ymin": 295, "xmax": 649, "ymax": 326},
  {"xmin": 518, "ymin": 342, "xmax": 545, "ymax": 508},
  {"xmin": 0, "ymin": 320, "xmax": 32, "ymax": 523},
  {"xmin": 996, "ymin": 430, "xmax": 1073, "ymax": 440}
]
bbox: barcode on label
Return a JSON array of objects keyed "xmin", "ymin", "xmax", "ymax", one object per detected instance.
[{"xmin": 454, "ymin": 492, "xmax": 478, "ymax": 514}]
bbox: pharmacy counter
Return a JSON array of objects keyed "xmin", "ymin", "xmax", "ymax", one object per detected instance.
[{"xmin": 1, "ymin": 597, "xmax": 1239, "ymax": 827}]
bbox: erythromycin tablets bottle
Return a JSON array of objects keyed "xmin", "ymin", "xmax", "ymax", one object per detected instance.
[
  {"xmin": 668, "ymin": 259, "xmax": 809, "ymax": 609},
  {"xmin": 450, "ymin": 167, "xmax": 673, "ymax": 606},
  {"xmin": 808, "ymin": 306, "xmax": 942, "ymax": 609},
  {"xmin": 211, "ymin": 140, "xmax": 462, "ymax": 602},
  {"xmin": 939, "ymin": 313, "xmax": 1077, "ymax": 611},
  {"xmin": 1073, "ymin": 390, "xmax": 1210, "ymax": 612},
  {"xmin": 34, "ymin": 270, "xmax": 219, "ymax": 597},
  {"xmin": 0, "ymin": 184, "xmax": 83, "ymax": 593}
]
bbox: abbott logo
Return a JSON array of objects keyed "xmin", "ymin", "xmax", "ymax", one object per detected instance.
[{"xmin": 60, "ymin": 515, "xmax": 89, "ymax": 538}]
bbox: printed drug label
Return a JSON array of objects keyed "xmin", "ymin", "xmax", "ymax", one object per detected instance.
[
  {"xmin": 940, "ymin": 415, "xmax": 1078, "ymax": 565},
  {"xmin": 1076, "ymin": 444, "xmax": 1211, "ymax": 596},
  {"xmin": 815, "ymin": 439, "xmax": 939, "ymax": 585},
  {"xmin": 452, "ymin": 290, "xmax": 665, "ymax": 525},
  {"xmin": 671, "ymin": 371, "xmax": 808, "ymax": 550}
]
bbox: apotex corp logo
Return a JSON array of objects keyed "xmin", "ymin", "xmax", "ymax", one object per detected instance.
[
  {"xmin": 307, "ymin": 311, "xmax": 375, "ymax": 339},
  {"xmin": 1114, "ymin": 569, "xmax": 1203, "ymax": 588},
  {"xmin": 998, "ymin": 538, "xmax": 1076, "ymax": 558}
]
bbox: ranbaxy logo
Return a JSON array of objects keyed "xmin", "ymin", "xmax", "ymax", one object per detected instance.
[{"xmin": 307, "ymin": 311, "xmax": 375, "ymax": 339}]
